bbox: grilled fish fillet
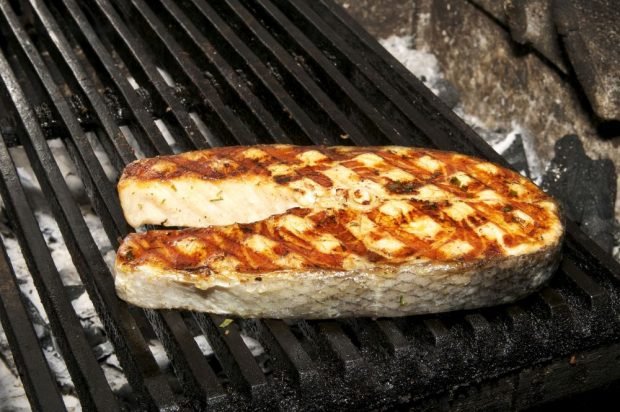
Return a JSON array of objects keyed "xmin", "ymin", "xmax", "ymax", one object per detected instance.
[{"xmin": 115, "ymin": 145, "xmax": 564, "ymax": 318}]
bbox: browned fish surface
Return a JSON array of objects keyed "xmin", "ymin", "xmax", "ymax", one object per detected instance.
[
  {"xmin": 118, "ymin": 145, "xmax": 552, "ymax": 228},
  {"xmin": 115, "ymin": 145, "xmax": 564, "ymax": 318}
]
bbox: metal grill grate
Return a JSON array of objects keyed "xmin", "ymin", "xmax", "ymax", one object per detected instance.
[{"xmin": 0, "ymin": 0, "xmax": 618, "ymax": 410}]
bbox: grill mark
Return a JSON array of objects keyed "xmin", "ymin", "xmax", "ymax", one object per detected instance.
[
  {"xmin": 119, "ymin": 194, "xmax": 559, "ymax": 273},
  {"xmin": 418, "ymin": 152, "xmax": 494, "ymax": 199},
  {"xmin": 122, "ymin": 146, "xmax": 540, "ymax": 205},
  {"xmin": 275, "ymin": 226, "xmax": 346, "ymax": 269},
  {"xmin": 220, "ymin": 229, "xmax": 280, "ymax": 273},
  {"xmin": 376, "ymin": 150, "xmax": 441, "ymax": 180},
  {"xmin": 296, "ymin": 166, "xmax": 333, "ymax": 187},
  {"xmin": 118, "ymin": 146, "xmax": 561, "ymax": 273}
]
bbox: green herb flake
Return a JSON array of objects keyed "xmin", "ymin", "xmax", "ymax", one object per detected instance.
[
  {"xmin": 219, "ymin": 318, "xmax": 234, "ymax": 328},
  {"xmin": 171, "ymin": 184, "xmax": 177, "ymax": 192},
  {"xmin": 502, "ymin": 205, "xmax": 514, "ymax": 212},
  {"xmin": 138, "ymin": 203, "xmax": 143, "ymax": 210},
  {"xmin": 160, "ymin": 198, "xmax": 166, "ymax": 204},
  {"xmin": 399, "ymin": 295, "xmax": 405, "ymax": 306},
  {"xmin": 508, "ymin": 189, "xmax": 518, "ymax": 197},
  {"xmin": 210, "ymin": 190, "xmax": 224, "ymax": 202},
  {"xmin": 449, "ymin": 176, "xmax": 461, "ymax": 186}
]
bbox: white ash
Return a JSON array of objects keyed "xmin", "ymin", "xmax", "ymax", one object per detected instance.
[
  {"xmin": 379, "ymin": 35, "xmax": 444, "ymax": 95},
  {"xmin": 101, "ymin": 355, "xmax": 129, "ymax": 394},
  {"xmin": 148, "ymin": 339, "xmax": 172, "ymax": 371},
  {"xmin": 242, "ymin": 335, "xmax": 264, "ymax": 357},
  {"xmin": 194, "ymin": 334, "xmax": 214, "ymax": 357},
  {"xmin": 86, "ymin": 131, "xmax": 121, "ymax": 182},
  {"xmin": 0, "ymin": 358, "xmax": 30, "ymax": 411}
]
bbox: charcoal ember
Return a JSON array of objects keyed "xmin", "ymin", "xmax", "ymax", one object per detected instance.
[{"xmin": 542, "ymin": 134, "xmax": 617, "ymax": 252}]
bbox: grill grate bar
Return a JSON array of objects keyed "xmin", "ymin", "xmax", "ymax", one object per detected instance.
[
  {"xmin": 250, "ymin": 0, "xmax": 400, "ymax": 146},
  {"xmin": 0, "ymin": 229, "xmax": 67, "ymax": 412},
  {"xmin": 463, "ymin": 314, "xmax": 496, "ymax": 362},
  {"xmin": 0, "ymin": 130, "xmax": 118, "ymax": 411},
  {"xmin": 344, "ymin": 318, "xmax": 409, "ymax": 357},
  {"xmin": 422, "ymin": 318, "xmax": 451, "ymax": 348},
  {"xmin": 538, "ymin": 287, "xmax": 571, "ymax": 320},
  {"xmin": 0, "ymin": 1, "xmax": 128, "ymax": 243},
  {"xmin": 144, "ymin": 310, "xmax": 228, "ymax": 408},
  {"xmin": 375, "ymin": 319, "xmax": 409, "ymax": 356},
  {"xmin": 565, "ymin": 220, "xmax": 620, "ymax": 284},
  {"xmin": 3, "ymin": 5, "xmax": 211, "ymax": 401},
  {"xmin": 219, "ymin": 0, "xmax": 372, "ymax": 146},
  {"xmin": 185, "ymin": 0, "xmax": 335, "ymax": 145},
  {"xmin": 0, "ymin": 42, "xmax": 176, "ymax": 409},
  {"xmin": 57, "ymin": 0, "xmax": 173, "ymax": 156},
  {"xmin": 194, "ymin": 313, "xmax": 269, "ymax": 403},
  {"xmin": 562, "ymin": 257, "xmax": 608, "ymax": 310},
  {"xmin": 28, "ymin": 0, "xmax": 135, "ymax": 170},
  {"xmin": 277, "ymin": 0, "xmax": 444, "ymax": 148},
  {"xmin": 312, "ymin": 0, "xmax": 505, "ymax": 161},
  {"xmin": 87, "ymin": 0, "xmax": 220, "ymax": 149},
  {"xmin": 155, "ymin": 0, "xmax": 294, "ymax": 145},
  {"xmin": 126, "ymin": 0, "xmax": 291, "ymax": 145},
  {"xmin": 251, "ymin": 319, "xmax": 319, "ymax": 390},
  {"xmin": 119, "ymin": 0, "xmax": 261, "ymax": 147},
  {"xmin": 316, "ymin": 322, "xmax": 367, "ymax": 383}
]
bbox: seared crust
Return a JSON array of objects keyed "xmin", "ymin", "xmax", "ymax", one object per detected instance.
[
  {"xmin": 118, "ymin": 145, "xmax": 554, "ymax": 228},
  {"xmin": 115, "ymin": 145, "xmax": 564, "ymax": 318}
]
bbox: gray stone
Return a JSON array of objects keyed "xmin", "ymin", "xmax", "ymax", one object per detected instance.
[
  {"xmin": 470, "ymin": 0, "xmax": 569, "ymax": 73},
  {"xmin": 505, "ymin": 0, "xmax": 568, "ymax": 73},
  {"xmin": 410, "ymin": 0, "xmax": 620, "ymax": 219},
  {"xmin": 554, "ymin": 0, "xmax": 620, "ymax": 121},
  {"xmin": 334, "ymin": 0, "xmax": 415, "ymax": 38}
]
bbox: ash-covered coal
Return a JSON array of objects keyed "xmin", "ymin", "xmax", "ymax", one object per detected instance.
[{"xmin": 542, "ymin": 135, "xmax": 618, "ymax": 253}]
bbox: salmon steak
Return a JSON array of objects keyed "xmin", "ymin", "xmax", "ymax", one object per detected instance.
[{"xmin": 115, "ymin": 145, "xmax": 564, "ymax": 318}]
